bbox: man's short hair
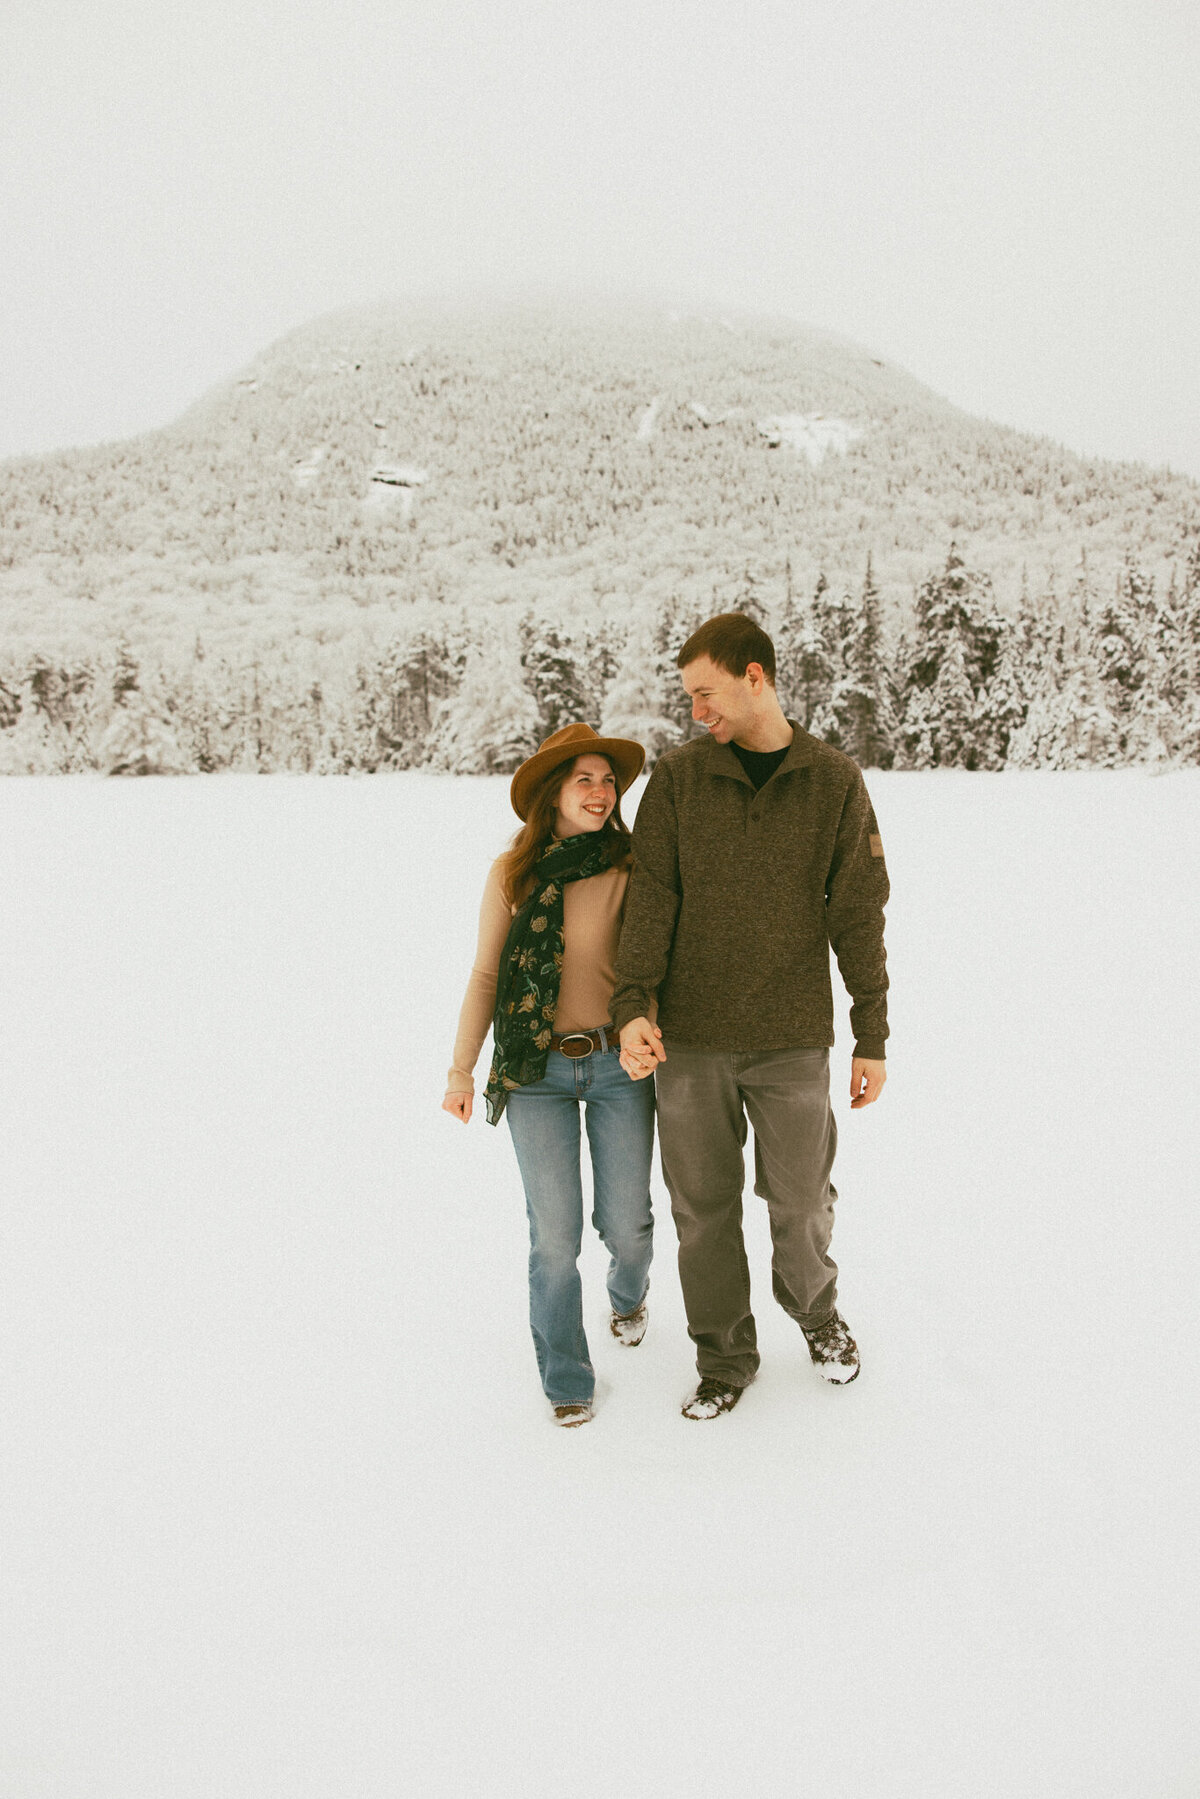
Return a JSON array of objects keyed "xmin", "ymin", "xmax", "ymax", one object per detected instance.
[{"xmin": 676, "ymin": 612, "xmax": 777, "ymax": 686}]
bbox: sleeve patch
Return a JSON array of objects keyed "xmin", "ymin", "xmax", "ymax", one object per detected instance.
[{"xmin": 869, "ymin": 834, "xmax": 885, "ymax": 858}]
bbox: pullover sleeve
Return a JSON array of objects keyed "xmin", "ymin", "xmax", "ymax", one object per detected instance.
[
  {"xmin": 825, "ymin": 772, "xmax": 890, "ymax": 1061},
  {"xmin": 611, "ymin": 762, "xmax": 681, "ymax": 1032},
  {"xmin": 446, "ymin": 860, "xmax": 512, "ymax": 1095}
]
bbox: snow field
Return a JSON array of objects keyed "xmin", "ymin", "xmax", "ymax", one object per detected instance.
[{"xmin": 1, "ymin": 771, "xmax": 1197, "ymax": 1798}]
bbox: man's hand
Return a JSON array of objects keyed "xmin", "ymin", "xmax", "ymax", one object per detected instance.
[
  {"xmin": 442, "ymin": 1091, "xmax": 474, "ymax": 1122},
  {"xmin": 619, "ymin": 1018, "xmax": 665, "ymax": 1081},
  {"xmin": 850, "ymin": 1058, "xmax": 886, "ymax": 1109}
]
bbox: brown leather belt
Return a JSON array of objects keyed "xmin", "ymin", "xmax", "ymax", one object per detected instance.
[{"xmin": 550, "ymin": 1025, "xmax": 616, "ymax": 1059}]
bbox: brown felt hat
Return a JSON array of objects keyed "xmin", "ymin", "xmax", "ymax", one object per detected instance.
[{"xmin": 509, "ymin": 723, "xmax": 646, "ymax": 821}]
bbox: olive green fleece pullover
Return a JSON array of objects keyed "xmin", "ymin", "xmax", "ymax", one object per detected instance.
[{"xmin": 611, "ymin": 723, "xmax": 890, "ymax": 1059}]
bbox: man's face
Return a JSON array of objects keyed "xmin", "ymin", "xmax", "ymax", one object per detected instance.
[{"xmin": 679, "ymin": 655, "xmax": 758, "ymax": 745}]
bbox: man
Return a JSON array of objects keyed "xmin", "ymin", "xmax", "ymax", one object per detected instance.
[{"xmin": 612, "ymin": 612, "xmax": 889, "ymax": 1420}]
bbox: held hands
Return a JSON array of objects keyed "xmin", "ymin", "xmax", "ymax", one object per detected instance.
[
  {"xmin": 850, "ymin": 1057, "xmax": 886, "ymax": 1109},
  {"xmin": 445, "ymin": 1052, "xmax": 881, "ymax": 1107},
  {"xmin": 619, "ymin": 1018, "xmax": 666, "ymax": 1081}
]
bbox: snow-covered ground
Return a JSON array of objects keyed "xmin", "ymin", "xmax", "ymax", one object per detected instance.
[
  {"xmin": 290, "ymin": 445, "xmax": 327, "ymax": 488},
  {"xmin": 757, "ymin": 412, "xmax": 863, "ymax": 462},
  {"xmin": 636, "ymin": 395, "xmax": 663, "ymax": 439},
  {"xmin": 2, "ymin": 770, "xmax": 1197, "ymax": 1799}
]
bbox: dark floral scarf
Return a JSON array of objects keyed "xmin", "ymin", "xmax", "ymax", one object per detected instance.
[{"xmin": 484, "ymin": 833, "xmax": 617, "ymax": 1125}]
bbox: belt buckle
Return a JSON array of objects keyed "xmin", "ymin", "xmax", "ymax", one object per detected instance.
[{"xmin": 558, "ymin": 1032, "xmax": 594, "ymax": 1060}]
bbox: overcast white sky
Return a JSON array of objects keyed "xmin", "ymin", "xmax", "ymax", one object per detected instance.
[{"xmin": 2, "ymin": 0, "xmax": 1198, "ymax": 475}]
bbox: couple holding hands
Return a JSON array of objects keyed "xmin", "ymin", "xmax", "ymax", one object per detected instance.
[{"xmin": 443, "ymin": 612, "xmax": 890, "ymax": 1426}]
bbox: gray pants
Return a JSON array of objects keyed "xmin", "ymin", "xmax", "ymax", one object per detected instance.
[{"xmin": 654, "ymin": 1044, "xmax": 838, "ymax": 1386}]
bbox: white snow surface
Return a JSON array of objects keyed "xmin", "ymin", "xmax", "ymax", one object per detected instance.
[
  {"xmin": 636, "ymin": 395, "xmax": 663, "ymax": 439},
  {"xmin": 688, "ymin": 399, "xmax": 742, "ymax": 426},
  {"xmin": 369, "ymin": 462, "xmax": 428, "ymax": 486},
  {"xmin": 2, "ymin": 770, "xmax": 1198, "ymax": 1798},
  {"xmin": 757, "ymin": 412, "xmax": 863, "ymax": 463},
  {"xmin": 362, "ymin": 460, "xmax": 426, "ymax": 518},
  {"xmin": 290, "ymin": 445, "xmax": 327, "ymax": 488}
]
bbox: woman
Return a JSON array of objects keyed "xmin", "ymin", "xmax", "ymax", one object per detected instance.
[{"xmin": 443, "ymin": 722, "xmax": 655, "ymax": 1428}]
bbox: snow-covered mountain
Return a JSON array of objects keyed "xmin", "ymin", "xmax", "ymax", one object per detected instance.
[
  {"xmin": 3, "ymin": 300, "xmax": 1198, "ymax": 777},
  {"xmin": 2, "ymin": 298, "xmax": 1197, "ymax": 660}
]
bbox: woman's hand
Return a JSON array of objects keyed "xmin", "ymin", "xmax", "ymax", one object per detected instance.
[
  {"xmin": 619, "ymin": 1017, "xmax": 665, "ymax": 1081},
  {"xmin": 442, "ymin": 1091, "xmax": 474, "ymax": 1122}
]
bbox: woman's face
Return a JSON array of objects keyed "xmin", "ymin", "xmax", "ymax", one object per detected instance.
[{"xmin": 554, "ymin": 753, "xmax": 617, "ymax": 839}]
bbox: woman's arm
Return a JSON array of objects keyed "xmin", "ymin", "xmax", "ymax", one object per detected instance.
[{"xmin": 443, "ymin": 860, "xmax": 512, "ymax": 1121}]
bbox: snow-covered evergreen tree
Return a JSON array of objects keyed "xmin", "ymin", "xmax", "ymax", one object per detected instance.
[
  {"xmin": 1092, "ymin": 559, "xmax": 1152, "ymax": 756},
  {"xmin": 429, "ymin": 625, "xmax": 539, "ymax": 775},
  {"xmin": 975, "ymin": 615, "xmax": 1027, "ymax": 770},
  {"xmin": 652, "ymin": 593, "xmax": 707, "ymax": 738},
  {"xmin": 1170, "ymin": 540, "xmax": 1200, "ymax": 764},
  {"xmin": 735, "ymin": 564, "xmax": 770, "ymax": 626},
  {"xmin": 97, "ymin": 665, "xmax": 187, "ymax": 776},
  {"xmin": 928, "ymin": 634, "xmax": 977, "ymax": 767},
  {"xmin": 519, "ymin": 615, "xmax": 589, "ymax": 739},
  {"xmin": 350, "ymin": 631, "xmax": 442, "ymax": 770},
  {"xmin": 581, "ymin": 624, "xmax": 620, "ymax": 726},
  {"xmin": 908, "ymin": 544, "xmax": 1004, "ymax": 692},
  {"xmin": 830, "ymin": 556, "xmax": 894, "ymax": 767},
  {"xmin": 775, "ymin": 573, "xmax": 839, "ymax": 735},
  {"xmin": 899, "ymin": 545, "xmax": 1004, "ymax": 767},
  {"xmin": 0, "ymin": 682, "xmax": 68, "ymax": 774},
  {"xmin": 600, "ymin": 611, "xmax": 679, "ymax": 767},
  {"xmin": 771, "ymin": 559, "xmax": 805, "ymax": 721},
  {"xmin": 175, "ymin": 647, "xmax": 244, "ymax": 772},
  {"xmin": 1047, "ymin": 662, "xmax": 1121, "ymax": 768},
  {"xmin": 1127, "ymin": 559, "xmax": 1190, "ymax": 763},
  {"xmin": 898, "ymin": 683, "xmax": 938, "ymax": 770}
]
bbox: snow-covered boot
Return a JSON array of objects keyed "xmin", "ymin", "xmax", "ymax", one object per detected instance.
[
  {"xmin": 681, "ymin": 1377, "xmax": 747, "ymax": 1421},
  {"xmin": 610, "ymin": 1297, "xmax": 649, "ymax": 1346},
  {"xmin": 802, "ymin": 1311, "xmax": 860, "ymax": 1383},
  {"xmin": 552, "ymin": 1402, "xmax": 594, "ymax": 1427}
]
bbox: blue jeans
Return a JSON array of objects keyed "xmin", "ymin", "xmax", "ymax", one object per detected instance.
[{"xmin": 506, "ymin": 1043, "xmax": 655, "ymax": 1406}]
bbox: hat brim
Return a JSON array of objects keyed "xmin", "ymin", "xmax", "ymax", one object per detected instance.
[{"xmin": 510, "ymin": 734, "xmax": 646, "ymax": 820}]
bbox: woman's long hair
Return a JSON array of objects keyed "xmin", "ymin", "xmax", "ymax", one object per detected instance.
[{"xmin": 499, "ymin": 754, "xmax": 633, "ymax": 908}]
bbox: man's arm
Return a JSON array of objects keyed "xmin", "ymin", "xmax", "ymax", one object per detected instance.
[
  {"xmin": 612, "ymin": 760, "xmax": 681, "ymax": 1036},
  {"xmin": 825, "ymin": 771, "xmax": 890, "ymax": 1064}
]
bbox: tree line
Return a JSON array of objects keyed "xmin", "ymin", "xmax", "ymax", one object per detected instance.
[{"xmin": 2, "ymin": 541, "xmax": 1198, "ymax": 776}]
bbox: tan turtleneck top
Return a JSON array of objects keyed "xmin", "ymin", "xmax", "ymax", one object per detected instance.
[{"xmin": 446, "ymin": 856, "xmax": 640, "ymax": 1096}]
